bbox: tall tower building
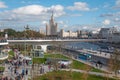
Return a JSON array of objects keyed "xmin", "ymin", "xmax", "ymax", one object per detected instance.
[
  {"xmin": 46, "ymin": 24, "xmax": 50, "ymax": 35},
  {"xmin": 46, "ymin": 13, "xmax": 58, "ymax": 36}
]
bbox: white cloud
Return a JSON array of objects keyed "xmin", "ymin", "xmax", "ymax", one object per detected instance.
[
  {"xmin": 13, "ymin": 5, "xmax": 46, "ymax": 15},
  {"xmin": 12, "ymin": 5, "xmax": 65, "ymax": 17},
  {"xmin": 42, "ymin": 21, "xmax": 47, "ymax": 24},
  {"xmin": 0, "ymin": 2, "xmax": 7, "ymax": 8},
  {"xmin": 102, "ymin": 19, "xmax": 111, "ymax": 25},
  {"xmin": 67, "ymin": 2, "xmax": 90, "ymax": 11},
  {"xmin": 116, "ymin": 0, "xmax": 120, "ymax": 5},
  {"xmin": 0, "ymin": 4, "xmax": 65, "ymax": 22},
  {"xmin": 113, "ymin": 0, "xmax": 120, "ymax": 9}
]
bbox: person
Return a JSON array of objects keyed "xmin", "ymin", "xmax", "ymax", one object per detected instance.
[
  {"xmin": 14, "ymin": 69, "xmax": 16, "ymax": 74},
  {"xmin": 40, "ymin": 67, "xmax": 42, "ymax": 74},
  {"xmin": 22, "ymin": 69, "xmax": 25, "ymax": 76},
  {"xmin": 48, "ymin": 65, "xmax": 51, "ymax": 71},
  {"xmin": 26, "ymin": 69, "xmax": 28, "ymax": 75},
  {"xmin": 96, "ymin": 63, "xmax": 98, "ymax": 67}
]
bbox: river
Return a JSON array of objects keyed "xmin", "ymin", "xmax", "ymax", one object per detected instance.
[{"xmin": 65, "ymin": 42, "xmax": 101, "ymax": 50}]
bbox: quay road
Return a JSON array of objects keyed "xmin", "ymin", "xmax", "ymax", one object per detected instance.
[
  {"xmin": 58, "ymin": 47, "xmax": 110, "ymax": 66},
  {"xmin": 77, "ymin": 49, "xmax": 111, "ymax": 59}
]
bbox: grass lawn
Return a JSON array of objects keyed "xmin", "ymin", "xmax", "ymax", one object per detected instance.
[
  {"xmin": 32, "ymin": 71, "xmax": 116, "ymax": 80},
  {"xmin": 33, "ymin": 58, "xmax": 46, "ymax": 64},
  {"xmin": 72, "ymin": 60, "xmax": 104, "ymax": 73},
  {"xmin": 0, "ymin": 66, "xmax": 5, "ymax": 71},
  {"xmin": 32, "ymin": 53, "xmax": 69, "ymax": 64},
  {"xmin": 44, "ymin": 53, "xmax": 104, "ymax": 73},
  {"xmin": 32, "ymin": 53, "xmax": 104, "ymax": 73},
  {"xmin": 44, "ymin": 53, "xmax": 69, "ymax": 59},
  {"xmin": 8, "ymin": 50, "xmax": 14, "ymax": 56}
]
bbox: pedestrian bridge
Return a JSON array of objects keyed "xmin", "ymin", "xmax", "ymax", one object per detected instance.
[
  {"xmin": 0, "ymin": 42, "xmax": 8, "ymax": 45},
  {"xmin": 7, "ymin": 39, "xmax": 106, "ymax": 45},
  {"xmin": 7, "ymin": 39, "xmax": 106, "ymax": 52}
]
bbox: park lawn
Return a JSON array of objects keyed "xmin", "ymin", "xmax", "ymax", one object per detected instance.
[
  {"xmin": 32, "ymin": 54, "xmax": 69, "ymax": 64},
  {"xmin": 44, "ymin": 53, "xmax": 104, "ymax": 73},
  {"xmin": 32, "ymin": 58, "xmax": 46, "ymax": 64},
  {"xmin": 33, "ymin": 71, "xmax": 116, "ymax": 80},
  {"xmin": 91, "ymin": 68, "xmax": 105, "ymax": 73},
  {"xmin": 44, "ymin": 53, "xmax": 70, "ymax": 59},
  {"xmin": 72, "ymin": 60, "xmax": 104, "ymax": 73},
  {"xmin": 8, "ymin": 50, "xmax": 14, "ymax": 56},
  {"xmin": 72, "ymin": 60, "xmax": 86, "ymax": 70},
  {"xmin": 0, "ymin": 66, "xmax": 5, "ymax": 71},
  {"xmin": 32, "ymin": 53, "xmax": 104, "ymax": 73}
]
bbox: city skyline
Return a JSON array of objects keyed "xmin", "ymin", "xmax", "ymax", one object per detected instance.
[{"xmin": 0, "ymin": 0, "xmax": 120, "ymax": 31}]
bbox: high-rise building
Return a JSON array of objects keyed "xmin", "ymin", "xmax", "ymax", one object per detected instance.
[{"xmin": 46, "ymin": 13, "xmax": 58, "ymax": 36}]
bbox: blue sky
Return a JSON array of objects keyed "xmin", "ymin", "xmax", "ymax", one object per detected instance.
[{"xmin": 0, "ymin": 0, "xmax": 120, "ymax": 31}]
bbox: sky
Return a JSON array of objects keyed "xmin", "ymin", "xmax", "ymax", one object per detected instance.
[{"xmin": 0, "ymin": 0, "xmax": 120, "ymax": 31}]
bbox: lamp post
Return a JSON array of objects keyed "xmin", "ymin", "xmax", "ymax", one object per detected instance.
[{"xmin": 24, "ymin": 25, "xmax": 29, "ymax": 56}]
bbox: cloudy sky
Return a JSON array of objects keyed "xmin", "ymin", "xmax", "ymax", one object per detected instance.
[{"xmin": 0, "ymin": 0, "xmax": 120, "ymax": 31}]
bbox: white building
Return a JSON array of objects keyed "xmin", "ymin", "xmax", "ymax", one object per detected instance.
[
  {"xmin": 90, "ymin": 31, "xmax": 99, "ymax": 38},
  {"xmin": 77, "ymin": 30, "xmax": 88, "ymax": 38},
  {"xmin": 39, "ymin": 29, "xmax": 45, "ymax": 35},
  {"xmin": 59, "ymin": 29, "xmax": 77, "ymax": 38},
  {"xmin": 99, "ymin": 28, "xmax": 110, "ymax": 39},
  {"xmin": 107, "ymin": 32, "xmax": 120, "ymax": 43},
  {"xmin": 99, "ymin": 27, "xmax": 118, "ymax": 39}
]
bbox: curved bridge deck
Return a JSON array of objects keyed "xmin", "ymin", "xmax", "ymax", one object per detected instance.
[{"xmin": 7, "ymin": 39, "xmax": 106, "ymax": 45}]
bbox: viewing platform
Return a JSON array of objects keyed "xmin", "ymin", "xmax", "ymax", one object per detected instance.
[
  {"xmin": 0, "ymin": 51, "xmax": 8, "ymax": 60},
  {"xmin": 0, "ymin": 39, "xmax": 8, "ymax": 46},
  {"xmin": 0, "ymin": 39, "xmax": 9, "ymax": 60}
]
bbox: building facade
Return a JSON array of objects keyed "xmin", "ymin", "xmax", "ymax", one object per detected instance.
[
  {"xmin": 46, "ymin": 14, "xmax": 58, "ymax": 37},
  {"xmin": 77, "ymin": 30, "xmax": 88, "ymax": 38},
  {"xmin": 59, "ymin": 29, "xmax": 78, "ymax": 38},
  {"xmin": 107, "ymin": 32, "xmax": 120, "ymax": 43},
  {"xmin": 99, "ymin": 27, "xmax": 118, "ymax": 39}
]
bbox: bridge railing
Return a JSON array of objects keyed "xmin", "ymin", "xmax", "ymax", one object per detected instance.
[{"xmin": 0, "ymin": 39, "xmax": 7, "ymax": 43}]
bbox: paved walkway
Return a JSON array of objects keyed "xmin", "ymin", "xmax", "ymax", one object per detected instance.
[
  {"xmin": 3, "ymin": 63, "xmax": 31, "ymax": 80},
  {"xmin": 61, "ymin": 69, "xmax": 117, "ymax": 79}
]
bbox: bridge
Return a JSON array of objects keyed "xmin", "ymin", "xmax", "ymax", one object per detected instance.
[
  {"xmin": 7, "ymin": 39, "xmax": 106, "ymax": 45},
  {"xmin": 7, "ymin": 39, "xmax": 106, "ymax": 52}
]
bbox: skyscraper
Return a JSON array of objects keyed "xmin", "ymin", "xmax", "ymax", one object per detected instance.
[{"xmin": 46, "ymin": 13, "xmax": 58, "ymax": 36}]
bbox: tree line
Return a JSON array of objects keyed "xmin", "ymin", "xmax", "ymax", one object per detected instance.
[{"xmin": 0, "ymin": 28, "xmax": 45, "ymax": 39}]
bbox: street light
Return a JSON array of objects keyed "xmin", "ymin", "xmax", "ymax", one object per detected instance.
[{"xmin": 24, "ymin": 25, "xmax": 29, "ymax": 57}]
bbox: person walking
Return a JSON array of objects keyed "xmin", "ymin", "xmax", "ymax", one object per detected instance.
[
  {"xmin": 48, "ymin": 65, "xmax": 51, "ymax": 71},
  {"xmin": 26, "ymin": 69, "xmax": 28, "ymax": 75}
]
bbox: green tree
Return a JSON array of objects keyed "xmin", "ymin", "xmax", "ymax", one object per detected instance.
[{"xmin": 4, "ymin": 28, "xmax": 17, "ymax": 38}]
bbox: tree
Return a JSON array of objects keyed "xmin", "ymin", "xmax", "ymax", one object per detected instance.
[{"xmin": 4, "ymin": 28, "xmax": 17, "ymax": 38}]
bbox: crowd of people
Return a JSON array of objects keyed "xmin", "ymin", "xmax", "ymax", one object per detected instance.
[{"xmin": 0, "ymin": 49, "xmax": 30, "ymax": 80}]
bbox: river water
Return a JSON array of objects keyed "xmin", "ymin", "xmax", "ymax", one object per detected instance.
[{"xmin": 65, "ymin": 42, "xmax": 101, "ymax": 50}]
